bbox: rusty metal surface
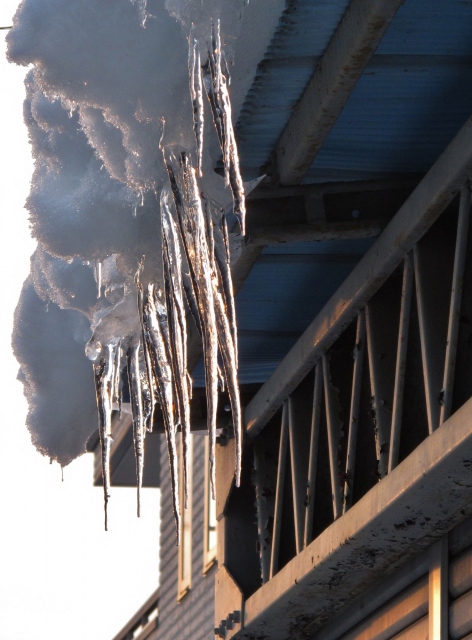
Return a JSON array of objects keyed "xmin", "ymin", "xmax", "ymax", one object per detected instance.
[{"xmin": 275, "ymin": 0, "xmax": 405, "ymax": 185}]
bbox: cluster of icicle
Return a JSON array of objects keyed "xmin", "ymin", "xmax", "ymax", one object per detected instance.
[{"xmin": 93, "ymin": 23, "xmax": 244, "ymax": 539}]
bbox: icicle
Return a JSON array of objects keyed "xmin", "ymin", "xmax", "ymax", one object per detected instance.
[
  {"xmin": 139, "ymin": 361, "xmax": 153, "ymax": 433},
  {"xmin": 182, "ymin": 269, "xmax": 202, "ymax": 333},
  {"xmin": 200, "ymin": 196, "xmax": 237, "ymax": 358},
  {"xmin": 94, "ymin": 259, "xmax": 102, "ymax": 298},
  {"xmin": 212, "ymin": 22, "xmax": 230, "ymax": 182},
  {"xmin": 141, "ymin": 283, "xmax": 181, "ymax": 542},
  {"xmin": 189, "ymin": 37, "xmax": 204, "ymax": 177},
  {"xmin": 112, "ymin": 340, "xmax": 122, "ymax": 417},
  {"xmin": 93, "ymin": 342, "xmax": 117, "ymax": 531},
  {"xmin": 166, "ymin": 153, "xmax": 219, "ymax": 498},
  {"xmin": 131, "ymin": 0, "xmax": 148, "ymax": 28},
  {"xmin": 127, "ymin": 341, "xmax": 145, "ymax": 517},
  {"xmin": 203, "ymin": 197, "xmax": 215, "ymax": 273},
  {"xmin": 136, "ymin": 265, "xmax": 156, "ymax": 431},
  {"xmin": 202, "ymin": 23, "xmax": 247, "ymax": 235},
  {"xmin": 161, "ymin": 189, "xmax": 191, "ymax": 507}
]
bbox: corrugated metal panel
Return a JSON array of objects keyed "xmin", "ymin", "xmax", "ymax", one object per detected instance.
[
  {"xmin": 236, "ymin": 0, "xmax": 350, "ymax": 179},
  {"xmin": 236, "ymin": 0, "xmax": 472, "ymax": 182},
  {"xmin": 377, "ymin": 0, "xmax": 472, "ymax": 56},
  {"xmin": 307, "ymin": 55, "xmax": 472, "ymax": 181}
]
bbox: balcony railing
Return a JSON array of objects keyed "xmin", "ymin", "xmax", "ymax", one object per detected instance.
[
  {"xmin": 112, "ymin": 588, "xmax": 159, "ymax": 640},
  {"xmin": 214, "ymin": 115, "xmax": 472, "ymax": 639}
]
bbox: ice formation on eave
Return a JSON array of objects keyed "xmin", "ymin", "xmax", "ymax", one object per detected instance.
[{"xmin": 8, "ymin": 0, "xmax": 249, "ymax": 534}]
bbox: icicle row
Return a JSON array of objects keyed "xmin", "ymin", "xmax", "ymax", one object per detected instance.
[
  {"xmin": 91, "ymin": 21, "xmax": 246, "ymax": 536},
  {"xmin": 165, "ymin": 153, "xmax": 219, "ymax": 498}
]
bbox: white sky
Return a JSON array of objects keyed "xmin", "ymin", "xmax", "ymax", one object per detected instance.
[{"xmin": 0, "ymin": 3, "xmax": 160, "ymax": 639}]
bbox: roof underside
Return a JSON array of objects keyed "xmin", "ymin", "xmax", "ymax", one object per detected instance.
[
  {"xmin": 237, "ymin": 0, "xmax": 472, "ymax": 182},
  {"xmin": 210, "ymin": 0, "xmax": 472, "ymax": 387}
]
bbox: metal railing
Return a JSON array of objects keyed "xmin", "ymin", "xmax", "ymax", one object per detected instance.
[
  {"xmin": 249, "ymin": 183, "xmax": 472, "ymax": 584},
  {"xmin": 112, "ymin": 589, "xmax": 159, "ymax": 640}
]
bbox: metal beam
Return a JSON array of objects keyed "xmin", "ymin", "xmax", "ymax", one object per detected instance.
[
  {"xmin": 238, "ymin": 394, "xmax": 472, "ymax": 640},
  {"xmin": 245, "ymin": 112, "xmax": 472, "ymax": 439},
  {"xmin": 275, "ymin": 0, "xmax": 404, "ymax": 185},
  {"xmin": 248, "ymin": 219, "xmax": 386, "ymax": 246},
  {"xmin": 247, "ymin": 176, "xmax": 422, "ymax": 201}
]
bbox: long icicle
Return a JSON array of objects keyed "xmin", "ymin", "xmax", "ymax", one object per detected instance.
[
  {"xmin": 142, "ymin": 284, "xmax": 181, "ymax": 542},
  {"xmin": 137, "ymin": 269, "xmax": 156, "ymax": 432},
  {"xmin": 127, "ymin": 341, "xmax": 145, "ymax": 517},
  {"xmin": 203, "ymin": 21, "xmax": 246, "ymax": 235},
  {"xmin": 164, "ymin": 153, "xmax": 219, "ymax": 498},
  {"xmin": 112, "ymin": 340, "xmax": 122, "ymax": 417},
  {"xmin": 189, "ymin": 36, "xmax": 204, "ymax": 177},
  {"xmin": 93, "ymin": 342, "xmax": 117, "ymax": 531},
  {"xmin": 161, "ymin": 190, "xmax": 191, "ymax": 508},
  {"xmin": 180, "ymin": 154, "xmax": 219, "ymax": 498},
  {"xmin": 211, "ymin": 206, "xmax": 238, "ymax": 364}
]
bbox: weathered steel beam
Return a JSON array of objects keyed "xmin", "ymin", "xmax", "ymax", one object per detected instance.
[
  {"xmin": 245, "ymin": 113, "xmax": 472, "ymax": 439},
  {"xmin": 248, "ymin": 219, "xmax": 386, "ymax": 246},
  {"xmin": 247, "ymin": 176, "xmax": 422, "ymax": 201},
  {"xmin": 275, "ymin": 0, "xmax": 404, "ymax": 185},
  {"xmin": 238, "ymin": 395, "xmax": 472, "ymax": 640}
]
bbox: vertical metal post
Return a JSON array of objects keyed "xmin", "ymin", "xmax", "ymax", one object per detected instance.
[
  {"xmin": 365, "ymin": 302, "xmax": 395, "ymax": 480},
  {"xmin": 253, "ymin": 440, "xmax": 272, "ymax": 584},
  {"xmin": 429, "ymin": 536, "xmax": 448, "ymax": 640},
  {"xmin": 414, "ymin": 244, "xmax": 440, "ymax": 435},
  {"xmin": 388, "ymin": 252, "xmax": 414, "ymax": 473},
  {"xmin": 343, "ymin": 310, "xmax": 366, "ymax": 514},
  {"xmin": 288, "ymin": 396, "xmax": 305, "ymax": 555},
  {"xmin": 304, "ymin": 363, "xmax": 323, "ymax": 548},
  {"xmin": 322, "ymin": 355, "xmax": 343, "ymax": 520},
  {"xmin": 269, "ymin": 402, "xmax": 289, "ymax": 579},
  {"xmin": 440, "ymin": 184, "xmax": 471, "ymax": 426}
]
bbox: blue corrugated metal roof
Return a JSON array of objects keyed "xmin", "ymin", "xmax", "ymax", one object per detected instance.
[
  {"xmin": 236, "ymin": 0, "xmax": 472, "ymax": 182},
  {"xmin": 236, "ymin": 0, "xmax": 350, "ymax": 178}
]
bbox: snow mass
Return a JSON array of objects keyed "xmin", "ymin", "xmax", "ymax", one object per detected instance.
[{"xmin": 7, "ymin": 0, "xmax": 255, "ymax": 533}]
